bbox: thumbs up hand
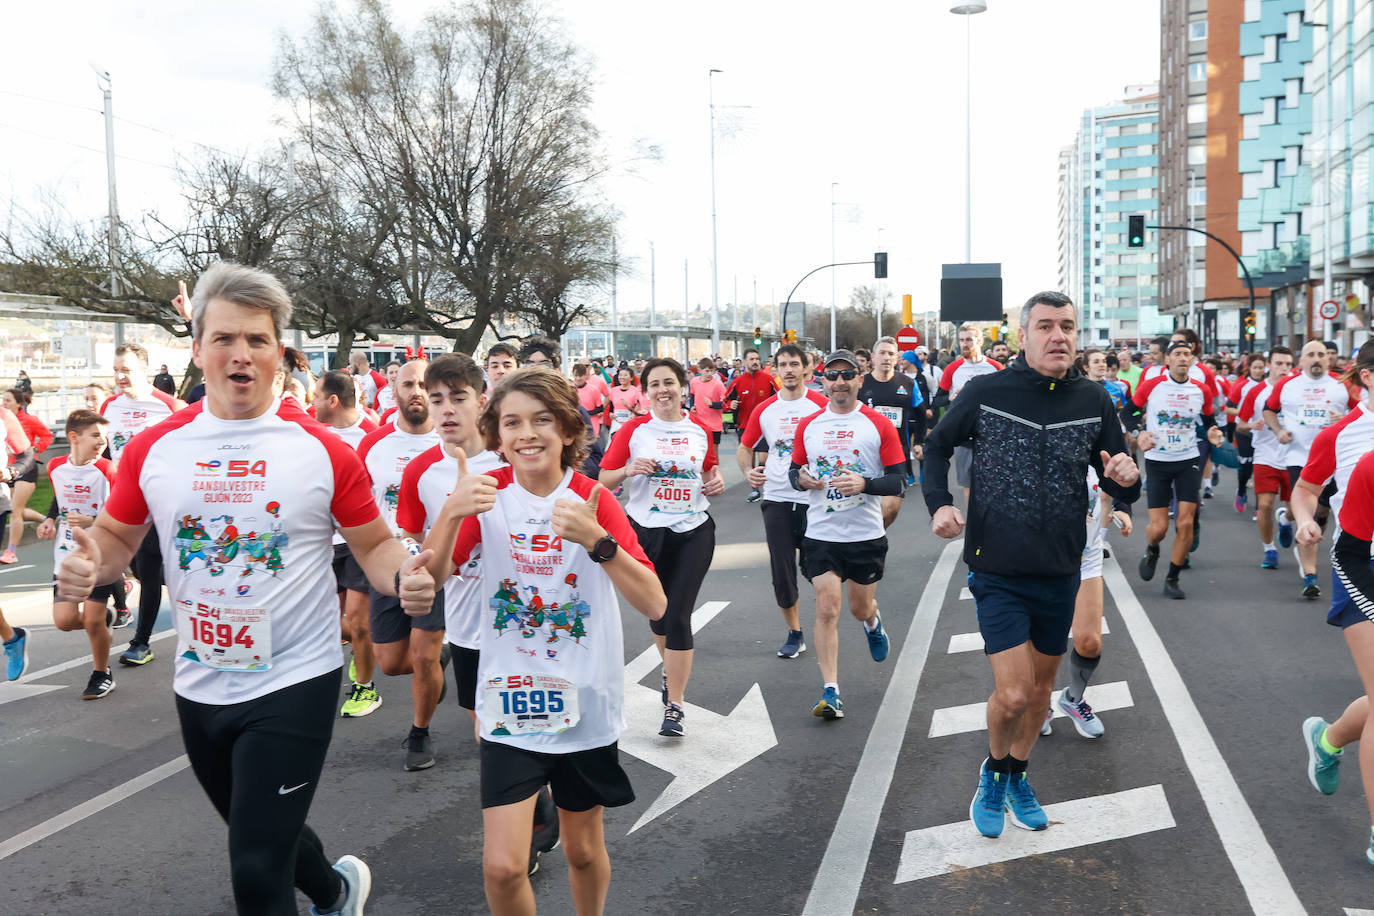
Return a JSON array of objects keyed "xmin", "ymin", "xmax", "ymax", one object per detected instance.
[
  {"xmin": 444, "ymin": 447, "xmax": 498, "ymax": 519},
  {"xmin": 399, "ymin": 547, "xmax": 438, "ymax": 617},
  {"xmin": 553, "ymin": 485, "xmax": 608, "ymax": 550},
  {"xmin": 56, "ymin": 525, "xmax": 102, "ymax": 603}
]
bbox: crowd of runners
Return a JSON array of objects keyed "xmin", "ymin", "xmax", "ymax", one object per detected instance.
[{"xmin": 4, "ymin": 266, "xmax": 1374, "ymax": 912}]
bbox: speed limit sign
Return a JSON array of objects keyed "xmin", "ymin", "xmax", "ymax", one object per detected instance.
[{"xmin": 1320, "ymin": 300, "xmax": 1340, "ymax": 320}]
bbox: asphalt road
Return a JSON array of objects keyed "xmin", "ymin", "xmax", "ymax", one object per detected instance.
[{"xmin": 2, "ymin": 454, "xmax": 1373, "ymax": 915}]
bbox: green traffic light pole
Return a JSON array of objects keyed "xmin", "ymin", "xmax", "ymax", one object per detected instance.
[
  {"xmin": 780, "ymin": 260, "xmax": 877, "ymax": 344},
  {"xmin": 1148, "ymin": 223, "xmax": 1257, "ymax": 329}
]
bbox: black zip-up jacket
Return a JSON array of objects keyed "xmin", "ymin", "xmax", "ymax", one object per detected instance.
[{"xmin": 922, "ymin": 355, "xmax": 1141, "ymax": 577}]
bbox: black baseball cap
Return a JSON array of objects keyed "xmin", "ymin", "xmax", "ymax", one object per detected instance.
[{"xmin": 824, "ymin": 349, "xmax": 859, "ymax": 369}]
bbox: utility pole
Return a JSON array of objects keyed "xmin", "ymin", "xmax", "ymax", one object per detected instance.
[
  {"xmin": 708, "ymin": 69, "xmax": 722, "ymax": 354},
  {"xmin": 93, "ymin": 64, "xmax": 123, "ymax": 345},
  {"xmin": 830, "ymin": 182, "xmax": 839, "ymax": 352}
]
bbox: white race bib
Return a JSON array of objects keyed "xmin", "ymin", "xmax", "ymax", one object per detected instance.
[
  {"xmin": 484, "ymin": 673, "xmax": 580, "ymax": 737},
  {"xmin": 177, "ymin": 600, "xmax": 271, "ymax": 671},
  {"xmin": 824, "ymin": 484, "xmax": 864, "ymax": 513},
  {"xmin": 648, "ymin": 475, "xmax": 701, "ymax": 515},
  {"xmin": 875, "ymin": 405, "xmax": 903, "ymax": 428},
  {"xmin": 1161, "ymin": 428, "xmax": 1191, "ymax": 454}
]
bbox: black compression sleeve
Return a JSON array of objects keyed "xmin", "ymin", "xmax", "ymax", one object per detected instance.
[
  {"xmin": 863, "ymin": 464, "xmax": 908, "ymax": 497},
  {"xmin": 788, "ymin": 463, "xmax": 805, "ymax": 491}
]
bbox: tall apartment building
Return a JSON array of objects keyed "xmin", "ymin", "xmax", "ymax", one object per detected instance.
[{"xmin": 1057, "ymin": 85, "xmax": 1174, "ymax": 348}]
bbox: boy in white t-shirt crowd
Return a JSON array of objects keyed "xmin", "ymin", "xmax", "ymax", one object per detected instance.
[{"xmin": 423, "ymin": 366, "xmax": 665, "ymax": 916}]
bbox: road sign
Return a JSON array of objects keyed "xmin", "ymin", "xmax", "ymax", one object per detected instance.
[
  {"xmin": 895, "ymin": 326, "xmax": 921, "ymax": 351},
  {"xmin": 1320, "ymin": 299, "xmax": 1340, "ymax": 320}
]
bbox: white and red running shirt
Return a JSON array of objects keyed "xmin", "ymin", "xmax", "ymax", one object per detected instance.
[
  {"xmin": 1141, "ymin": 361, "xmax": 1220, "ymax": 402},
  {"xmin": 451, "ymin": 467, "xmax": 654, "ymax": 753},
  {"xmin": 100, "ymin": 388, "xmax": 182, "ymax": 466},
  {"xmin": 1265, "ymin": 372, "xmax": 1357, "ymax": 467},
  {"xmin": 601, "ymin": 413, "xmax": 719, "ymax": 533},
  {"xmin": 1131, "ymin": 374, "xmax": 1214, "ymax": 462},
  {"xmin": 104, "ymin": 399, "xmax": 378, "ymax": 704},
  {"xmin": 739, "ymin": 391, "xmax": 828, "ymax": 505},
  {"xmin": 357, "ymin": 368, "xmax": 387, "ymax": 410},
  {"xmin": 1239, "ymin": 381, "xmax": 1287, "ymax": 469},
  {"xmin": 790, "ymin": 405, "xmax": 905, "ymax": 542},
  {"xmin": 46, "ymin": 455, "xmax": 115, "ymax": 573},
  {"xmin": 397, "ymin": 445, "xmax": 507, "ymax": 649},
  {"xmin": 1300, "ymin": 402, "xmax": 1374, "ymax": 516},
  {"xmin": 938, "ymin": 357, "xmax": 1003, "ymax": 401},
  {"xmin": 607, "ymin": 386, "xmax": 649, "ymax": 435},
  {"xmin": 322, "ymin": 415, "xmax": 379, "ymax": 545},
  {"xmin": 376, "ymin": 384, "xmax": 397, "ymax": 416},
  {"xmin": 357, "ymin": 424, "xmax": 441, "ymax": 535}
]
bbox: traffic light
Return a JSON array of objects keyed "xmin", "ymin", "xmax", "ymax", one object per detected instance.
[
  {"xmin": 753, "ymin": 325, "xmax": 762, "ymax": 347},
  {"xmin": 783, "ymin": 329, "xmax": 797, "ymax": 343},
  {"xmin": 1127, "ymin": 215, "xmax": 1145, "ymax": 248},
  {"xmin": 874, "ymin": 251, "xmax": 888, "ymax": 279},
  {"xmin": 1243, "ymin": 310, "xmax": 1257, "ymax": 337},
  {"xmin": 999, "ymin": 312, "xmax": 1009, "ymax": 341}
]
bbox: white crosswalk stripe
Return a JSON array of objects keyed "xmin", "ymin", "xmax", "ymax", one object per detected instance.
[{"xmin": 927, "ymin": 681, "xmax": 1134, "ymax": 738}]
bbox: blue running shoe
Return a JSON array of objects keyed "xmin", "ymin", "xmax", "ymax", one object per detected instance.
[
  {"xmin": 1235, "ymin": 491, "xmax": 1247, "ymax": 513},
  {"xmin": 4, "ymin": 626, "xmax": 28, "ymax": 681},
  {"xmin": 865, "ymin": 610, "xmax": 889, "ymax": 662},
  {"xmin": 1367, "ymin": 831, "xmax": 1374, "ymax": 867},
  {"xmin": 1302, "ymin": 574, "xmax": 1321, "ymax": 600},
  {"xmin": 1302, "ymin": 717, "xmax": 1341, "ymax": 795},
  {"xmin": 310, "ymin": 855, "xmax": 371, "ymax": 916},
  {"xmin": 970, "ymin": 759, "xmax": 1007, "ymax": 838},
  {"xmin": 1261, "ymin": 549, "xmax": 1278, "ymax": 569},
  {"xmin": 1005, "ymin": 773, "xmax": 1049, "ymax": 831},
  {"xmin": 813, "ymin": 686, "xmax": 844, "ymax": 719},
  {"xmin": 1277, "ymin": 508, "xmax": 1294, "ymax": 549}
]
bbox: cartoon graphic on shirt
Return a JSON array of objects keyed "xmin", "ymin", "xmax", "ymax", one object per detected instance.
[
  {"xmin": 813, "ymin": 451, "xmax": 868, "ymax": 479},
  {"xmin": 489, "ymin": 577, "xmax": 591, "ymax": 648},
  {"xmin": 175, "ymin": 505, "xmax": 290, "ymax": 579},
  {"xmin": 648, "ymin": 459, "xmax": 699, "ymax": 480},
  {"xmin": 773, "ymin": 437, "xmax": 794, "ymax": 459},
  {"xmin": 111, "ymin": 432, "xmax": 129, "ymax": 454},
  {"xmin": 384, "ymin": 483, "xmax": 401, "ymax": 517}
]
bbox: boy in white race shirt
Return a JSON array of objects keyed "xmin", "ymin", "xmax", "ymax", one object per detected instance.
[
  {"xmin": 37, "ymin": 409, "xmax": 119, "ymax": 700},
  {"xmin": 57, "ymin": 261, "xmax": 437, "ymax": 916},
  {"xmin": 422, "ymin": 367, "xmax": 665, "ymax": 916},
  {"xmin": 789, "ymin": 349, "xmax": 906, "ymax": 719}
]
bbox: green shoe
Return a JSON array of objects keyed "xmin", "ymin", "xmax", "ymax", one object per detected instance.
[
  {"xmin": 1303, "ymin": 716, "xmax": 1341, "ymax": 795},
  {"xmin": 341, "ymin": 682, "xmax": 382, "ymax": 718},
  {"xmin": 348, "ymin": 656, "xmax": 357, "ymax": 683}
]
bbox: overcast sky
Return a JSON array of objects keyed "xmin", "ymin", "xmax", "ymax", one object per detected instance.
[{"xmin": 1, "ymin": 0, "xmax": 1160, "ymax": 331}]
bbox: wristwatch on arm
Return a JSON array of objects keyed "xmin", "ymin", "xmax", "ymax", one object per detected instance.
[{"xmin": 588, "ymin": 535, "xmax": 618, "ymax": 564}]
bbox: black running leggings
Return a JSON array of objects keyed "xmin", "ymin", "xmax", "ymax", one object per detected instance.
[
  {"xmin": 633, "ymin": 516, "xmax": 715, "ymax": 651},
  {"xmin": 176, "ymin": 668, "xmax": 344, "ymax": 915},
  {"xmin": 130, "ymin": 527, "xmax": 164, "ymax": 647},
  {"xmin": 1235, "ymin": 431, "xmax": 1254, "ymax": 495}
]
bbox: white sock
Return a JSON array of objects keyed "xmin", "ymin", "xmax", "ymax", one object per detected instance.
[
  {"xmin": 863, "ymin": 615, "xmax": 880, "ymax": 633},
  {"xmin": 1263, "ymin": 542, "xmax": 1276, "ymax": 552},
  {"xmin": 824, "ymin": 681, "xmax": 839, "ymax": 693}
]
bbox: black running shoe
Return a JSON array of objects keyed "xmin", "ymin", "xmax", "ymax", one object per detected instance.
[
  {"xmin": 660, "ymin": 703, "xmax": 685, "ymax": 737},
  {"xmin": 531, "ymin": 786, "xmax": 560, "ymax": 855},
  {"xmin": 403, "ymin": 732, "xmax": 435, "ymax": 771},
  {"xmin": 112, "ymin": 609, "xmax": 133, "ymax": 629},
  {"xmin": 82, "ymin": 668, "xmax": 115, "ymax": 700},
  {"xmin": 1138, "ymin": 549, "xmax": 1160, "ymax": 581},
  {"xmin": 1163, "ymin": 578, "xmax": 1185, "ymax": 600},
  {"xmin": 660, "ymin": 670, "xmax": 668, "ymax": 706}
]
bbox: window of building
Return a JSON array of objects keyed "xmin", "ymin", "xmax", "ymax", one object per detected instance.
[
  {"xmin": 1262, "ymin": 96, "xmax": 1279, "ymax": 125},
  {"xmin": 1280, "ymin": 213, "xmax": 1299, "ymax": 243},
  {"xmin": 1243, "ymin": 171, "xmax": 1261, "ymax": 198},
  {"xmin": 1188, "ymin": 186, "xmax": 1207, "ymax": 206},
  {"xmin": 1188, "ymin": 100, "xmax": 1207, "ymax": 123},
  {"xmin": 1188, "ymin": 144, "xmax": 1206, "ymax": 165},
  {"xmin": 1262, "ymin": 159, "xmax": 1278, "ymax": 187},
  {"xmin": 1284, "ymin": 145, "xmax": 1300, "ymax": 175},
  {"xmin": 1242, "ymin": 112, "xmax": 1261, "ymax": 140},
  {"xmin": 1287, "ymin": 10, "xmax": 1304, "ymax": 42},
  {"xmin": 1263, "ymin": 34, "xmax": 1279, "ymax": 64},
  {"xmin": 1190, "ymin": 20, "xmax": 1208, "ymax": 40},
  {"xmin": 1244, "ymin": 55, "xmax": 1261, "ymax": 82},
  {"xmin": 1356, "ymin": 50, "xmax": 1371, "ymax": 112},
  {"xmin": 1190, "ymin": 61, "xmax": 1207, "ymax": 82},
  {"xmin": 1245, "ymin": 0, "xmax": 1261, "ymax": 22},
  {"xmin": 1286, "ymin": 78, "xmax": 1302, "ymax": 108}
]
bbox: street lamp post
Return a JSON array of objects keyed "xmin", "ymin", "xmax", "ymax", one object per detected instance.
[
  {"xmin": 949, "ymin": 2, "xmax": 987, "ymax": 264},
  {"xmin": 709, "ymin": 69, "xmax": 722, "ymax": 355},
  {"xmin": 830, "ymin": 181, "xmax": 839, "ymax": 351}
]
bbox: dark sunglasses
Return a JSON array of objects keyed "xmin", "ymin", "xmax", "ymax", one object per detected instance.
[{"xmin": 824, "ymin": 368, "xmax": 858, "ymax": 381}]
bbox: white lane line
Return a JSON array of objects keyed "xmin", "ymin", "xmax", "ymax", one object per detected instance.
[
  {"xmin": 928, "ymin": 682, "xmax": 1133, "ymax": 739},
  {"xmin": 0, "ymin": 683, "xmax": 65, "ymax": 706},
  {"xmin": 1102, "ymin": 554, "xmax": 1304, "ymax": 914},
  {"xmin": 801, "ymin": 540, "xmax": 963, "ymax": 916},
  {"xmin": 894, "ymin": 784, "xmax": 1176, "ymax": 884},
  {"xmin": 958, "ymin": 587, "xmax": 972, "ymax": 600},
  {"xmin": 0, "ymin": 755, "xmax": 190, "ymax": 861},
  {"xmin": 946, "ymin": 617, "xmax": 1110, "ymax": 654},
  {"xmin": 1343, "ymin": 909, "xmax": 1374, "ymax": 915},
  {"xmin": 0, "ymin": 564, "xmax": 35, "ymax": 575},
  {"xmin": 0, "ymin": 628, "xmax": 176, "ymax": 691},
  {"xmin": 623, "ymin": 601, "xmax": 730, "ymax": 684}
]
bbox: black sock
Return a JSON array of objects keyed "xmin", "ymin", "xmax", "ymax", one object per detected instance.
[
  {"xmin": 409, "ymin": 724, "xmax": 429, "ymax": 739},
  {"xmin": 1006, "ymin": 754, "xmax": 1028, "ymax": 775},
  {"xmin": 987, "ymin": 753, "xmax": 1011, "ymax": 774},
  {"xmin": 1167, "ymin": 562, "xmax": 1183, "ymax": 580},
  {"xmin": 1146, "ymin": 543, "xmax": 1160, "ymax": 557}
]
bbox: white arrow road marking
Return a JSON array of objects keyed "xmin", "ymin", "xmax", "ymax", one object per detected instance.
[
  {"xmin": 927, "ymin": 682, "xmax": 1133, "ymax": 738},
  {"xmin": 1343, "ymin": 909, "xmax": 1374, "ymax": 915},
  {"xmin": 0, "ymin": 682, "xmax": 65, "ymax": 706},
  {"xmin": 619, "ymin": 601, "xmax": 779, "ymax": 834},
  {"xmin": 947, "ymin": 617, "xmax": 1109, "ymax": 654},
  {"xmin": 894, "ymin": 784, "xmax": 1176, "ymax": 884},
  {"xmin": 0, "ymin": 755, "xmax": 190, "ymax": 861},
  {"xmin": 1102, "ymin": 554, "xmax": 1304, "ymax": 914},
  {"xmin": 958, "ymin": 587, "xmax": 972, "ymax": 600},
  {"xmin": 801, "ymin": 540, "xmax": 963, "ymax": 916}
]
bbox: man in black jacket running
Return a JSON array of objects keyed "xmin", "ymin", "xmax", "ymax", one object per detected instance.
[{"xmin": 922, "ymin": 290, "xmax": 1140, "ymax": 839}]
